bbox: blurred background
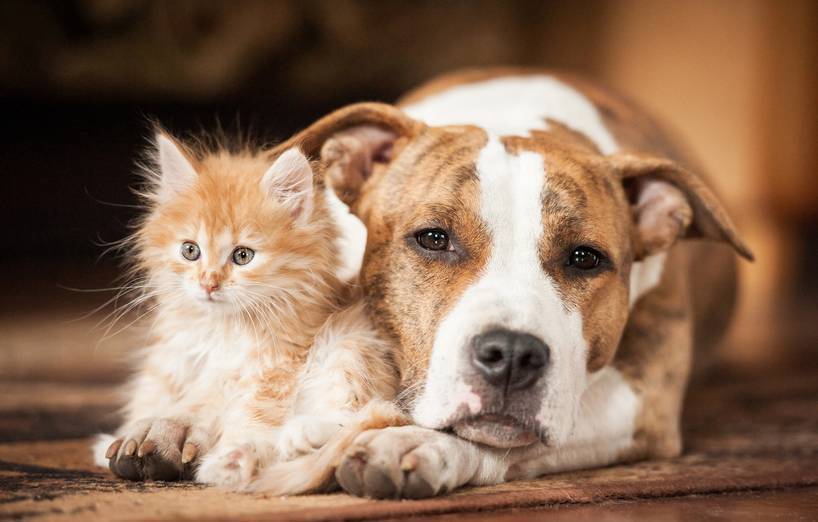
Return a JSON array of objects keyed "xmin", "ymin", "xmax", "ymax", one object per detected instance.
[{"xmin": 1, "ymin": 0, "xmax": 816, "ymax": 387}]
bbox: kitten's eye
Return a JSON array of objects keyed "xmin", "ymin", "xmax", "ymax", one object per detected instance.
[
  {"xmin": 415, "ymin": 228, "xmax": 451, "ymax": 251},
  {"xmin": 566, "ymin": 246, "xmax": 602, "ymax": 270},
  {"xmin": 232, "ymin": 246, "xmax": 255, "ymax": 266},
  {"xmin": 181, "ymin": 241, "xmax": 200, "ymax": 261}
]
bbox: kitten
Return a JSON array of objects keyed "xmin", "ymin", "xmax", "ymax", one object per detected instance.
[{"xmin": 92, "ymin": 130, "xmax": 397, "ymax": 488}]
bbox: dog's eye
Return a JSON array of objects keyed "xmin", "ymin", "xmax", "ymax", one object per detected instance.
[
  {"xmin": 181, "ymin": 241, "xmax": 200, "ymax": 261},
  {"xmin": 232, "ymin": 246, "xmax": 255, "ymax": 266},
  {"xmin": 567, "ymin": 246, "xmax": 601, "ymax": 270},
  {"xmin": 415, "ymin": 229, "xmax": 450, "ymax": 251}
]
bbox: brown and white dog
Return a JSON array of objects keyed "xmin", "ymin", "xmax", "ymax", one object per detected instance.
[{"xmin": 274, "ymin": 68, "xmax": 753, "ymax": 498}]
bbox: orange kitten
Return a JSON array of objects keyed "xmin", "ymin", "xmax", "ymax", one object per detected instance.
[{"xmin": 92, "ymin": 131, "xmax": 397, "ymax": 487}]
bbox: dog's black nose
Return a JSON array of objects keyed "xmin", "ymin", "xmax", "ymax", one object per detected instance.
[{"xmin": 471, "ymin": 329, "xmax": 549, "ymax": 391}]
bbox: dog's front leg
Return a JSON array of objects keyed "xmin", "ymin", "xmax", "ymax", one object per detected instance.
[{"xmin": 335, "ymin": 425, "xmax": 497, "ymax": 498}]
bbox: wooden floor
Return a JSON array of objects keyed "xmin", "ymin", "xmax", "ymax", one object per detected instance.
[{"xmin": 1, "ymin": 275, "xmax": 817, "ymax": 521}]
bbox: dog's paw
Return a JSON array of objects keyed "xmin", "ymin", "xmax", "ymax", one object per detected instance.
[
  {"xmin": 196, "ymin": 443, "xmax": 258, "ymax": 490},
  {"xmin": 106, "ymin": 418, "xmax": 206, "ymax": 481},
  {"xmin": 335, "ymin": 425, "xmax": 467, "ymax": 499},
  {"xmin": 276, "ymin": 415, "xmax": 343, "ymax": 461}
]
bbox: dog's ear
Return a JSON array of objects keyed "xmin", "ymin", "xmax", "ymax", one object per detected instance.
[
  {"xmin": 609, "ymin": 152, "xmax": 753, "ymax": 261},
  {"xmin": 277, "ymin": 102, "xmax": 424, "ymax": 206},
  {"xmin": 310, "ymin": 103, "xmax": 423, "ymax": 207},
  {"xmin": 319, "ymin": 125, "xmax": 403, "ymax": 207}
]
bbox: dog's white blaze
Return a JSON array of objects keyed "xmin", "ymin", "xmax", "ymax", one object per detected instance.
[
  {"xmin": 412, "ymin": 138, "xmax": 588, "ymax": 443},
  {"xmin": 403, "ymin": 76, "xmax": 618, "ymax": 154},
  {"xmin": 629, "ymin": 252, "xmax": 667, "ymax": 308}
]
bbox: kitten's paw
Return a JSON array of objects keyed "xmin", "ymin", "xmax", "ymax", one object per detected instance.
[
  {"xmin": 276, "ymin": 415, "xmax": 343, "ymax": 461},
  {"xmin": 107, "ymin": 418, "xmax": 208, "ymax": 481},
  {"xmin": 196, "ymin": 444, "xmax": 258, "ymax": 490}
]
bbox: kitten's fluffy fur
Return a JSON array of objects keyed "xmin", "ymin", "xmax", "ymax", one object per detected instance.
[{"xmin": 92, "ymin": 131, "xmax": 397, "ymax": 488}]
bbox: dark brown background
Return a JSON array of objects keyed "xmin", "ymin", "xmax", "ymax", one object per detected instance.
[{"xmin": 1, "ymin": 0, "xmax": 816, "ymax": 376}]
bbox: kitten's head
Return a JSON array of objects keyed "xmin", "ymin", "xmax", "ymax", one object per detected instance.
[{"xmin": 133, "ymin": 131, "xmax": 338, "ymax": 319}]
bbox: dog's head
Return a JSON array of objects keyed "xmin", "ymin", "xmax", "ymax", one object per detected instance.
[{"xmin": 289, "ymin": 102, "xmax": 752, "ymax": 449}]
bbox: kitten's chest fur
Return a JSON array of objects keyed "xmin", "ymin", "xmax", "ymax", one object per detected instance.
[{"xmin": 140, "ymin": 312, "xmax": 311, "ymax": 418}]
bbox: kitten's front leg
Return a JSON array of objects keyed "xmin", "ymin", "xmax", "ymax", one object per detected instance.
[
  {"xmin": 105, "ymin": 417, "xmax": 213, "ymax": 481},
  {"xmin": 196, "ymin": 420, "xmax": 282, "ymax": 489},
  {"xmin": 276, "ymin": 413, "xmax": 350, "ymax": 461},
  {"xmin": 196, "ymin": 442, "xmax": 260, "ymax": 489},
  {"xmin": 278, "ymin": 302, "xmax": 400, "ymax": 460}
]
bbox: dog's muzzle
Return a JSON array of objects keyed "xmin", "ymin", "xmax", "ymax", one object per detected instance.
[{"xmin": 451, "ymin": 328, "xmax": 550, "ymax": 448}]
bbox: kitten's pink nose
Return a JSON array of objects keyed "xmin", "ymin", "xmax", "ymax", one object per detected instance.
[
  {"xmin": 201, "ymin": 281, "xmax": 220, "ymax": 294},
  {"xmin": 199, "ymin": 275, "xmax": 221, "ymax": 294}
]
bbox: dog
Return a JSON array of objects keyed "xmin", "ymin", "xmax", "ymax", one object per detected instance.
[{"xmin": 272, "ymin": 68, "xmax": 753, "ymax": 498}]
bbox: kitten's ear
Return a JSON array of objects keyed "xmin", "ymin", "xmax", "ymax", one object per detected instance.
[
  {"xmin": 154, "ymin": 132, "xmax": 198, "ymax": 203},
  {"xmin": 262, "ymin": 147, "xmax": 314, "ymax": 222}
]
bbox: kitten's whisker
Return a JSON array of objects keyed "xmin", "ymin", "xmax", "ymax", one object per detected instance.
[
  {"xmin": 94, "ymin": 286, "xmax": 163, "ymax": 326},
  {"xmin": 58, "ymin": 283, "xmax": 151, "ymax": 293},
  {"xmin": 241, "ymin": 289, "xmax": 289, "ymax": 328},
  {"xmin": 95, "ymin": 287, "xmax": 167, "ymax": 335},
  {"xmin": 239, "ymin": 300, "xmax": 264, "ymax": 368},
  {"xmin": 65, "ymin": 278, "xmax": 157, "ymax": 323},
  {"xmin": 242, "ymin": 293, "xmax": 281, "ymax": 340},
  {"xmin": 97, "ymin": 301, "xmax": 161, "ymax": 345},
  {"xmin": 233, "ymin": 294, "xmax": 263, "ymax": 347}
]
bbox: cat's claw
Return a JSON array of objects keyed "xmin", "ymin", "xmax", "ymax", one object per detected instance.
[
  {"xmin": 105, "ymin": 438, "xmax": 123, "ymax": 459},
  {"xmin": 182, "ymin": 441, "xmax": 199, "ymax": 463}
]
